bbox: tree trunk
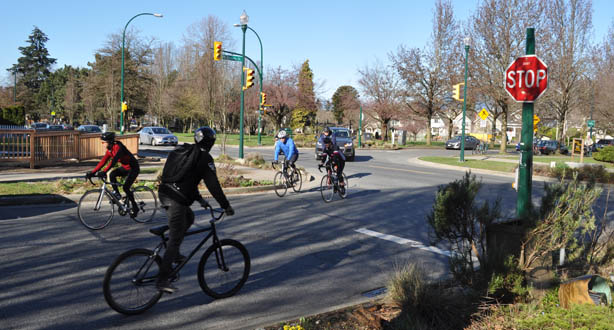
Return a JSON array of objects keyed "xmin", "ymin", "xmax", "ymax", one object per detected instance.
[
  {"xmin": 500, "ymin": 112, "xmax": 508, "ymax": 153},
  {"xmin": 426, "ymin": 115, "xmax": 432, "ymax": 145},
  {"xmin": 447, "ymin": 118, "xmax": 454, "ymax": 140}
]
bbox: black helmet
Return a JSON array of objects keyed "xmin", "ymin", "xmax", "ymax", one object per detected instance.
[
  {"xmin": 101, "ymin": 132, "xmax": 115, "ymax": 142},
  {"xmin": 323, "ymin": 127, "xmax": 332, "ymax": 134},
  {"xmin": 194, "ymin": 126, "xmax": 216, "ymax": 151}
]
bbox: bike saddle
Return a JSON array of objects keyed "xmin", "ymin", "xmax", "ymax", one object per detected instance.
[{"xmin": 149, "ymin": 225, "xmax": 170, "ymax": 236}]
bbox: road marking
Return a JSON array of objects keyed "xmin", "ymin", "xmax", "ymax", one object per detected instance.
[
  {"xmin": 355, "ymin": 228, "xmax": 451, "ymax": 257},
  {"xmin": 367, "ymin": 164, "xmax": 433, "ymax": 175}
]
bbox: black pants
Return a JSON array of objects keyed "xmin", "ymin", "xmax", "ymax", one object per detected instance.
[
  {"xmin": 109, "ymin": 166, "xmax": 140, "ymax": 207},
  {"xmin": 286, "ymin": 153, "xmax": 299, "ymax": 167},
  {"xmin": 157, "ymin": 193, "xmax": 195, "ymax": 282}
]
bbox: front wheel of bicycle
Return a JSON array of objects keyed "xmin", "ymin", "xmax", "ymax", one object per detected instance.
[
  {"xmin": 291, "ymin": 169, "xmax": 302, "ymax": 193},
  {"xmin": 273, "ymin": 171, "xmax": 287, "ymax": 197},
  {"xmin": 103, "ymin": 248, "xmax": 163, "ymax": 315},
  {"xmin": 78, "ymin": 189, "xmax": 114, "ymax": 230},
  {"xmin": 131, "ymin": 186, "xmax": 158, "ymax": 223},
  {"xmin": 338, "ymin": 173, "xmax": 348, "ymax": 199},
  {"xmin": 198, "ymin": 239, "xmax": 250, "ymax": 299},
  {"xmin": 320, "ymin": 175, "xmax": 335, "ymax": 203}
]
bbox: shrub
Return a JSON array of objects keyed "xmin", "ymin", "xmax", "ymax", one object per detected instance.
[
  {"xmin": 427, "ymin": 171, "xmax": 501, "ymax": 285},
  {"xmin": 594, "ymin": 145, "xmax": 614, "ymax": 163},
  {"xmin": 245, "ymin": 152, "xmax": 265, "ymax": 167},
  {"xmin": 487, "ymin": 256, "xmax": 530, "ymax": 303}
]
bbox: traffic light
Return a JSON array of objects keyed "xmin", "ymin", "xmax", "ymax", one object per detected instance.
[
  {"xmin": 243, "ymin": 67, "xmax": 255, "ymax": 90},
  {"xmin": 213, "ymin": 41, "xmax": 222, "ymax": 61},
  {"xmin": 260, "ymin": 92, "xmax": 267, "ymax": 106},
  {"xmin": 121, "ymin": 101, "xmax": 128, "ymax": 112},
  {"xmin": 452, "ymin": 83, "xmax": 464, "ymax": 101}
]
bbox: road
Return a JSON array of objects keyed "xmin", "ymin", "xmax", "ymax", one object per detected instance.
[{"xmin": 1, "ymin": 146, "xmax": 612, "ymax": 330}]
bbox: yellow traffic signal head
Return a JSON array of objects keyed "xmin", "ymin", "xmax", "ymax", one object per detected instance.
[
  {"xmin": 452, "ymin": 83, "xmax": 464, "ymax": 101},
  {"xmin": 121, "ymin": 101, "xmax": 128, "ymax": 112},
  {"xmin": 214, "ymin": 41, "xmax": 222, "ymax": 61},
  {"xmin": 260, "ymin": 92, "xmax": 267, "ymax": 105},
  {"xmin": 243, "ymin": 67, "xmax": 255, "ymax": 90}
]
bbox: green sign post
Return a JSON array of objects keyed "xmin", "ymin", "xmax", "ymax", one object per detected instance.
[{"xmin": 587, "ymin": 120, "xmax": 595, "ymax": 128}]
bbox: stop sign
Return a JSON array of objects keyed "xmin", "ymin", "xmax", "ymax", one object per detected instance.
[{"xmin": 505, "ymin": 55, "xmax": 548, "ymax": 102}]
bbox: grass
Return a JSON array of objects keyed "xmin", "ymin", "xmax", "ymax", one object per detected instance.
[
  {"xmin": 420, "ymin": 156, "xmax": 518, "ymax": 172},
  {"xmin": 175, "ymin": 133, "xmax": 276, "ymax": 146},
  {"xmin": 489, "ymin": 154, "xmax": 614, "ymax": 168}
]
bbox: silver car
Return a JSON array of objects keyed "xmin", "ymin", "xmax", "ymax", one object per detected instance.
[
  {"xmin": 445, "ymin": 135, "xmax": 480, "ymax": 150},
  {"xmin": 139, "ymin": 127, "xmax": 178, "ymax": 146}
]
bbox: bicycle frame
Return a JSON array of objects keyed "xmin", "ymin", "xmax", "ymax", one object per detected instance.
[{"xmin": 88, "ymin": 176, "xmax": 128, "ymax": 212}]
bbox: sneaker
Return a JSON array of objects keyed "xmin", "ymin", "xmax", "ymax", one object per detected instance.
[
  {"xmin": 173, "ymin": 254, "xmax": 187, "ymax": 265},
  {"xmin": 156, "ymin": 280, "xmax": 177, "ymax": 294},
  {"xmin": 129, "ymin": 205, "xmax": 140, "ymax": 218}
]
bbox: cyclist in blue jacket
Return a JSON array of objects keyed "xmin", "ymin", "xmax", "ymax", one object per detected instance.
[{"xmin": 273, "ymin": 130, "xmax": 299, "ymax": 168}]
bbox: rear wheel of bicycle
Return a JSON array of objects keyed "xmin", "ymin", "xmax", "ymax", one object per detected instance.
[
  {"xmin": 320, "ymin": 175, "xmax": 335, "ymax": 203},
  {"xmin": 103, "ymin": 248, "xmax": 163, "ymax": 315},
  {"xmin": 338, "ymin": 173, "xmax": 348, "ymax": 199},
  {"xmin": 291, "ymin": 169, "xmax": 302, "ymax": 193},
  {"xmin": 131, "ymin": 186, "xmax": 158, "ymax": 223},
  {"xmin": 198, "ymin": 239, "xmax": 250, "ymax": 299},
  {"xmin": 78, "ymin": 190, "xmax": 114, "ymax": 230},
  {"xmin": 274, "ymin": 171, "xmax": 287, "ymax": 197}
]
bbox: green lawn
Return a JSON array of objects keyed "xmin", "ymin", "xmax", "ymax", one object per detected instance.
[
  {"xmin": 420, "ymin": 156, "xmax": 518, "ymax": 172},
  {"xmin": 175, "ymin": 133, "xmax": 275, "ymax": 146},
  {"xmin": 489, "ymin": 154, "xmax": 614, "ymax": 168}
]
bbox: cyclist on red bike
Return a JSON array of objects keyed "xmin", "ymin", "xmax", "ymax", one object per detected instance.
[
  {"xmin": 319, "ymin": 137, "xmax": 345, "ymax": 186},
  {"xmin": 86, "ymin": 132, "xmax": 140, "ymax": 217}
]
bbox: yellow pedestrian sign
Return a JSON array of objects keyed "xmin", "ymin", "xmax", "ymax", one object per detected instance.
[
  {"xmin": 533, "ymin": 115, "xmax": 540, "ymax": 125},
  {"xmin": 478, "ymin": 108, "xmax": 490, "ymax": 120}
]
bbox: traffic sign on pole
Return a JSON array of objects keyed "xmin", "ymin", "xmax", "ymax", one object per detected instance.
[{"xmin": 505, "ymin": 55, "xmax": 548, "ymax": 103}]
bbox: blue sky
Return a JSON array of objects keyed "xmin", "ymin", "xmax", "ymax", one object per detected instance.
[{"xmin": 1, "ymin": 0, "xmax": 612, "ymax": 100}]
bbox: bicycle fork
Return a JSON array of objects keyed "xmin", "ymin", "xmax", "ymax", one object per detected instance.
[{"xmin": 211, "ymin": 233, "xmax": 229, "ymax": 272}]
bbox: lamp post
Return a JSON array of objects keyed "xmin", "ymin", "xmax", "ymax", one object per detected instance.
[
  {"xmin": 120, "ymin": 12, "xmax": 162, "ymax": 135},
  {"xmin": 237, "ymin": 11, "xmax": 249, "ymax": 159},
  {"xmin": 358, "ymin": 105, "xmax": 363, "ymax": 148},
  {"xmin": 13, "ymin": 70, "xmax": 16, "ymax": 103},
  {"xmin": 235, "ymin": 23, "xmax": 263, "ymax": 146},
  {"xmin": 460, "ymin": 37, "xmax": 470, "ymax": 162}
]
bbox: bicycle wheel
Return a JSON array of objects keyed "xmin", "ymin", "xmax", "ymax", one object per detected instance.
[
  {"xmin": 103, "ymin": 248, "xmax": 163, "ymax": 315},
  {"xmin": 198, "ymin": 239, "xmax": 250, "ymax": 299},
  {"xmin": 291, "ymin": 169, "xmax": 302, "ymax": 193},
  {"xmin": 78, "ymin": 189, "xmax": 114, "ymax": 230},
  {"xmin": 273, "ymin": 171, "xmax": 287, "ymax": 197},
  {"xmin": 320, "ymin": 175, "xmax": 335, "ymax": 203},
  {"xmin": 131, "ymin": 186, "xmax": 158, "ymax": 223},
  {"xmin": 338, "ymin": 173, "xmax": 348, "ymax": 199}
]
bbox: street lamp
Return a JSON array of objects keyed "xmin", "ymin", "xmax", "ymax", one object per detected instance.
[
  {"xmin": 120, "ymin": 12, "xmax": 162, "ymax": 135},
  {"xmin": 235, "ymin": 23, "xmax": 264, "ymax": 146},
  {"xmin": 460, "ymin": 37, "xmax": 470, "ymax": 162},
  {"xmin": 237, "ymin": 10, "xmax": 249, "ymax": 158}
]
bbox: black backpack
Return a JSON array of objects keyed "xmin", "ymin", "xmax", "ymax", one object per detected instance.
[{"xmin": 160, "ymin": 143, "xmax": 201, "ymax": 183}]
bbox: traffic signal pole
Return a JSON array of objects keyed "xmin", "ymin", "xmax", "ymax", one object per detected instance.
[{"xmin": 517, "ymin": 28, "xmax": 535, "ymax": 219}]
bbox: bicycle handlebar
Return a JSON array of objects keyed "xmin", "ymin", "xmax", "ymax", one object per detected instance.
[{"xmin": 199, "ymin": 200, "xmax": 225, "ymax": 223}]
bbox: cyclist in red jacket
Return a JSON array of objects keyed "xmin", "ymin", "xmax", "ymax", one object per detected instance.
[{"xmin": 86, "ymin": 132, "xmax": 141, "ymax": 217}]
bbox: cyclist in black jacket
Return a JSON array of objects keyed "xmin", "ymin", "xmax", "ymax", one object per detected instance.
[
  {"xmin": 320, "ymin": 137, "xmax": 346, "ymax": 186},
  {"xmin": 156, "ymin": 127, "xmax": 234, "ymax": 293}
]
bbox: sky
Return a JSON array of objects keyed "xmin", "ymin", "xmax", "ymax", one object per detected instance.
[{"xmin": 1, "ymin": 0, "xmax": 612, "ymax": 100}]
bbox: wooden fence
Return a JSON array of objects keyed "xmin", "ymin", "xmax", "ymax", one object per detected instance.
[{"xmin": 0, "ymin": 130, "xmax": 139, "ymax": 168}]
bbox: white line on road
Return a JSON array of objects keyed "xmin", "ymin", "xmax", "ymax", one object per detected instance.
[{"xmin": 355, "ymin": 228, "xmax": 451, "ymax": 257}]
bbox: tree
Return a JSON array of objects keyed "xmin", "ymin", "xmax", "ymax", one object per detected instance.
[
  {"xmin": 9, "ymin": 26, "xmax": 57, "ymax": 119},
  {"xmin": 469, "ymin": 0, "xmax": 545, "ymax": 151},
  {"xmin": 331, "ymin": 85, "xmax": 360, "ymax": 126},
  {"xmin": 390, "ymin": 0, "xmax": 461, "ymax": 144},
  {"xmin": 292, "ymin": 60, "xmax": 317, "ymax": 131},
  {"xmin": 593, "ymin": 22, "xmax": 614, "ymax": 132},
  {"xmin": 357, "ymin": 60, "xmax": 401, "ymax": 142},
  {"xmin": 263, "ymin": 66, "xmax": 297, "ymax": 132},
  {"xmin": 541, "ymin": 0, "xmax": 593, "ymax": 147}
]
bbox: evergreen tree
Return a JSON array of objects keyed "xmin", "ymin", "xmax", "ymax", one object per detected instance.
[
  {"xmin": 331, "ymin": 85, "xmax": 359, "ymax": 124},
  {"xmin": 292, "ymin": 60, "xmax": 317, "ymax": 130},
  {"xmin": 9, "ymin": 26, "xmax": 56, "ymax": 118}
]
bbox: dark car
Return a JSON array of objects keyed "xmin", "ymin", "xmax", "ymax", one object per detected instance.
[
  {"xmin": 516, "ymin": 138, "xmax": 541, "ymax": 152},
  {"xmin": 315, "ymin": 127, "xmax": 355, "ymax": 161},
  {"xmin": 445, "ymin": 135, "xmax": 480, "ymax": 150},
  {"xmin": 47, "ymin": 125, "xmax": 64, "ymax": 131},
  {"xmin": 30, "ymin": 122, "xmax": 48, "ymax": 130},
  {"xmin": 536, "ymin": 140, "xmax": 568, "ymax": 155},
  {"xmin": 592, "ymin": 139, "xmax": 613, "ymax": 152},
  {"xmin": 77, "ymin": 125, "xmax": 103, "ymax": 133}
]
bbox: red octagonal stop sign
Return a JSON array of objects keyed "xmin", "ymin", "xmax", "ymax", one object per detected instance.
[{"xmin": 505, "ymin": 55, "xmax": 548, "ymax": 102}]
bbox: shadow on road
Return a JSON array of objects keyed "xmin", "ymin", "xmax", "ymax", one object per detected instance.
[
  {"xmin": 347, "ymin": 172, "xmax": 371, "ymax": 180},
  {"xmin": 352, "ymin": 155, "xmax": 373, "ymax": 162}
]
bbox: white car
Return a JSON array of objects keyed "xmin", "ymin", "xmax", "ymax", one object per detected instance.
[{"xmin": 139, "ymin": 127, "xmax": 178, "ymax": 146}]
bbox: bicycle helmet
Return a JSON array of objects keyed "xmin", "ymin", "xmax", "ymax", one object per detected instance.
[
  {"xmin": 194, "ymin": 126, "xmax": 216, "ymax": 152},
  {"xmin": 101, "ymin": 132, "xmax": 115, "ymax": 142},
  {"xmin": 323, "ymin": 127, "xmax": 332, "ymax": 135},
  {"xmin": 277, "ymin": 130, "xmax": 287, "ymax": 139}
]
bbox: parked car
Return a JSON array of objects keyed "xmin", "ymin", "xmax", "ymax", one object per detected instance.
[
  {"xmin": 47, "ymin": 124, "xmax": 64, "ymax": 131},
  {"xmin": 30, "ymin": 122, "xmax": 49, "ymax": 130},
  {"xmin": 536, "ymin": 140, "xmax": 568, "ymax": 155},
  {"xmin": 139, "ymin": 126, "xmax": 178, "ymax": 146},
  {"xmin": 591, "ymin": 139, "xmax": 613, "ymax": 152},
  {"xmin": 445, "ymin": 135, "xmax": 480, "ymax": 150},
  {"xmin": 315, "ymin": 127, "xmax": 355, "ymax": 161},
  {"xmin": 77, "ymin": 125, "xmax": 103, "ymax": 133},
  {"xmin": 515, "ymin": 138, "xmax": 541, "ymax": 152}
]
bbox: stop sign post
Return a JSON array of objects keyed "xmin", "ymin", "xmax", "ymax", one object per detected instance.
[
  {"xmin": 510, "ymin": 28, "xmax": 548, "ymax": 219},
  {"xmin": 505, "ymin": 55, "xmax": 548, "ymax": 102}
]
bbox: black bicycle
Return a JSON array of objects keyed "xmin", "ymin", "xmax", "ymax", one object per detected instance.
[
  {"xmin": 78, "ymin": 175, "xmax": 158, "ymax": 230},
  {"xmin": 102, "ymin": 202, "xmax": 250, "ymax": 315},
  {"xmin": 272, "ymin": 157, "xmax": 302, "ymax": 197},
  {"xmin": 318, "ymin": 161, "xmax": 348, "ymax": 202}
]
